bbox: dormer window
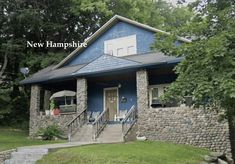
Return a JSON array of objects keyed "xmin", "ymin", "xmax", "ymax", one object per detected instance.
[{"xmin": 104, "ymin": 35, "xmax": 137, "ymax": 57}]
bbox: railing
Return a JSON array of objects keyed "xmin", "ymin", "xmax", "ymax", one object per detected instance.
[
  {"xmin": 60, "ymin": 104, "xmax": 77, "ymax": 114},
  {"xmin": 121, "ymin": 105, "xmax": 137, "ymax": 138},
  {"xmin": 92, "ymin": 108, "xmax": 109, "ymax": 139},
  {"xmin": 67, "ymin": 109, "xmax": 87, "ymax": 141}
]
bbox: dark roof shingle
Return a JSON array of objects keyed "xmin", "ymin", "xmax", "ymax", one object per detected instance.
[{"xmin": 20, "ymin": 52, "xmax": 182, "ymax": 85}]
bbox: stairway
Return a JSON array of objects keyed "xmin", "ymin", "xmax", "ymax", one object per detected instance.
[
  {"xmin": 71, "ymin": 123, "xmax": 124, "ymax": 143},
  {"xmin": 96, "ymin": 124, "xmax": 123, "ymax": 143},
  {"xmin": 4, "ymin": 148, "xmax": 48, "ymax": 164},
  {"xmin": 71, "ymin": 124, "xmax": 94, "ymax": 142}
]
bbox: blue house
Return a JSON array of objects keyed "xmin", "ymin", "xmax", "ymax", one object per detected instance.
[
  {"xmin": 22, "ymin": 15, "xmax": 191, "ymax": 141},
  {"xmin": 18, "ymin": 15, "xmax": 230, "ymax": 152},
  {"xmin": 21, "ymin": 15, "xmax": 232, "ymax": 154}
]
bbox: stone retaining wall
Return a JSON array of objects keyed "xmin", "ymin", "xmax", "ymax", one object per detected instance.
[
  {"xmin": 138, "ymin": 107, "xmax": 231, "ymax": 155},
  {"xmin": 124, "ymin": 124, "xmax": 137, "ymax": 142},
  {"xmin": 30, "ymin": 114, "xmax": 77, "ymax": 136},
  {"xmin": 0, "ymin": 149, "xmax": 15, "ymax": 164}
]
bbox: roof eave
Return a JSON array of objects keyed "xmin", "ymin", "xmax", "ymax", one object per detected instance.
[{"xmin": 21, "ymin": 59, "xmax": 182, "ymax": 85}]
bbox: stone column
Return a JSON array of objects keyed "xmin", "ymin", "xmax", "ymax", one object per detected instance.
[
  {"xmin": 29, "ymin": 85, "xmax": 41, "ymax": 136},
  {"xmin": 136, "ymin": 69, "xmax": 149, "ymax": 111},
  {"xmin": 43, "ymin": 90, "xmax": 51, "ymax": 111},
  {"xmin": 76, "ymin": 78, "xmax": 87, "ymax": 112}
]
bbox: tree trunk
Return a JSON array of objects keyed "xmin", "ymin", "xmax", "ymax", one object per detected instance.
[{"xmin": 0, "ymin": 54, "xmax": 8, "ymax": 79}]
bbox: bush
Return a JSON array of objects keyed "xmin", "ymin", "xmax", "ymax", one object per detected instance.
[{"xmin": 37, "ymin": 124, "xmax": 63, "ymax": 140}]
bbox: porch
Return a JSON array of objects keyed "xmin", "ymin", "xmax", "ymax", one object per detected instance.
[{"xmin": 29, "ymin": 66, "xmax": 178, "ymax": 141}]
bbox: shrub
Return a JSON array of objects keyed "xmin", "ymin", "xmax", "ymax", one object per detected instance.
[{"xmin": 37, "ymin": 124, "xmax": 63, "ymax": 140}]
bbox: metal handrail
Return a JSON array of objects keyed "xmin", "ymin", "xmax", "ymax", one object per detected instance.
[
  {"xmin": 121, "ymin": 105, "xmax": 137, "ymax": 138},
  {"xmin": 67, "ymin": 109, "xmax": 87, "ymax": 141},
  {"xmin": 92, "ymin": 108, "xmax": 109, "ymax": 139}
]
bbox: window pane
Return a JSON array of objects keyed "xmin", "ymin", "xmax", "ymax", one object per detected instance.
[
  {"xmin": 151, "ymin": 88, "xmax": 159, "ymax": 104},
  {"xmin": 117, "ymin": 48, "xmax": 124, "ymax": 56},
  {"xmin": 127, "ymin": 46, "xmax": 135, "ymax": 55},
  {"xmin": 104, "ymin": 35, "xmax": 137, "ymax": 57},
  {"xmin": 107, "ymin": 50, "xmax": 113, "ymax": 55}
]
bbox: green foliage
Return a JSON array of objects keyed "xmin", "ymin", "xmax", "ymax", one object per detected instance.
[
  {"xmin": 0, "ymin": 89, "xmax": 12, "ymax": 120},
  {"xmin": 0, "ymin": 128, "xmax": 64, "ymax": 151},
  {"xmin": 37, "ymin": 125, "xmax": 63, "ymax": 140},
  {"xmin": 50, "ymin": 100, "xmax": 56, "ymax": 110},
  {"xmin": 153, "ymin": 0, "xmax": 235, "ymax": 112}
]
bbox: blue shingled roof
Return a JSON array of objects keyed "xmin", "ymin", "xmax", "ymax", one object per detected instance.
[{"xmin": 73, "ymin": 54, "xmax": 141, "ymax": 75}]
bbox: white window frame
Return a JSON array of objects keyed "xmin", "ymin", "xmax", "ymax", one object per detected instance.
[
  {"xmin": 104, "ymin": 35, "xmax": 137, "ymax": 57},
  {"xmin": 149, "ymin": 84, "xmax": 170, "ymax": 108}
]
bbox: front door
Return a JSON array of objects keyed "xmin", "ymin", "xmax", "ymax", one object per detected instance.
[{"xmin": 104, "ymin": 88, "xmax": 118, "ymax": 121}]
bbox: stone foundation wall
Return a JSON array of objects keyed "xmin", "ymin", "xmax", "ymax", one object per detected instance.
[
  {"xmin": 30, "ymin": 114, "xmax": 77, "ymax": 136},
  {"xmin": 138, "ymin": 107, "xmax": 231, "ymax": 154}
]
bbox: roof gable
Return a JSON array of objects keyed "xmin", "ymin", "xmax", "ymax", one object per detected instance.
[
  {"xmin": 66, "ymin": 21, "xmax": 155, "ymax": 66},
  {"xmin": 54, "ymin": 15, "xmax": 190, "ymax": 69}
]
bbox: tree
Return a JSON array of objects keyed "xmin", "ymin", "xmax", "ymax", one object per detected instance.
[
  {"xmin": 0, "ymin": 0, "xmax": 192, "ymax": 126},
  {"xmin": 153, "ymin": 0, "xmax": 235, "ymax": 113}
]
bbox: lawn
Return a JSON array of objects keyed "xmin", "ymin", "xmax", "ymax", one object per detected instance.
[
  {"xmin": 0, "ymin": 128, "xmax": 64, "ymax": 151},
  {"xmin": 37, "ymin": 141, "xmax": 209, "ymax": 164}
]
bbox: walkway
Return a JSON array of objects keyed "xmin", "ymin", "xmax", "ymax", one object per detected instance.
[{"xmin": 4, "ymin": 141, "xmax": 100, "ymax": 164}]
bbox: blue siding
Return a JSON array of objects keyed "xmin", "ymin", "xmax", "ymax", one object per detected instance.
[
  {"xmin": 67, "ymin": 21, "xmax": 155, "ymax": 66},
  {"xmin": 87, "ymin": 79, "xmax": 137, "ymax": 113}
]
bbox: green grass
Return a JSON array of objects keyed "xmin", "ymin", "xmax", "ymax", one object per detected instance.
[
  {"xmin": 0, "ymin": 128, "xmax": 64, "ymax": 151},
  {"xmin": 37, "ymin": 141, "xmax": 209, "ymax": 164}
]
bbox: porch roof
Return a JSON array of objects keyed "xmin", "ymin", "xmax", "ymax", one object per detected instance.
[{"xmin": 20, "ymin": 52, "xmax": 182, "ymax": 85}]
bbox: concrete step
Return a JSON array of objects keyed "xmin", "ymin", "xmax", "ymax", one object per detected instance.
[
  {"xmin": 17, "ymin": 148, "xmax": 48, "ymax": 154},
  {"xmin": 71, "ymin": 123, "xmax": 124, "ymax": 143},
  {"xmin": 97, "ymin": 137, "xmax": 123, "ymax": 141},
  {"xmin": 11, "ymin": 152, "xmax": 45, "ymax": 160},
  {"xmin": 4, "ymin": 159, "xmax": 36, "ymax": 164},
  {"xmin": 96, "ymin": 124, "xmax": 123, "ymax": 143},
  {"xmin": 71, "ymin": 124, "xmax": 94, "ymax": 142},
  {"xmin": 4, "ymin": 148, "xmax": 49, "ymax": 164}
]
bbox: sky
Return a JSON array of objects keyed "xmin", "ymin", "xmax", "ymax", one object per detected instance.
[{"xmin": 167, "ymin": 0, "xmax": 196, "ymax": 6}]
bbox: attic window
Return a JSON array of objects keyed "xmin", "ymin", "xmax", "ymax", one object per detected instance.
[{"xmin": 104, "ymin": 35, "xmax": 137, "ymax": 57}]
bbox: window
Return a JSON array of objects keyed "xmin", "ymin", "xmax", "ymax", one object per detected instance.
[
  {"xmin": 106, "ymin": 44, "xmax": 113, "ymax": 55},
  {"xmin": 149, "ymin": 84, "xmax": 170, "ymax": 108},
  {"xmin": 151, "ymin": 88, "xmax": 159, "ymax": 104},
  {"xmin": 127, "ymin": 46, "xmax": 135, "ymax": 55},
  {"xmin": 117, "ymin": 48, "xmax": 124, "ymax": 56},
  {"xmin": 107, "ymin": 50, "xmax": 113, "ymax": 55},
  {"xmin": 104, "ymin": 35, "xmax": 137, "ymax": 57}
]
